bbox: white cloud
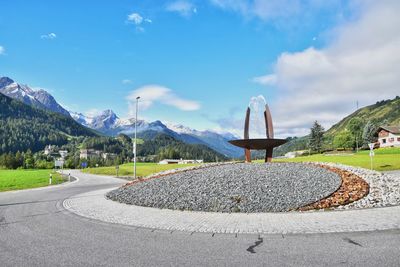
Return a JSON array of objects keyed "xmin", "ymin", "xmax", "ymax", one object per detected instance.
[
  {"xmin": 166, "ymin": 1, "xmax": 197, "ymax": 17},
  {"xmin": 210, "ymin": 0, "xmax": 346, "ymax": 23},
  {"xmin": 127, "ymin": 13, "xmax": 143, "ymax": 25},
  {"xmin": 126, "ymin": 12, "xmax": 152, "ymax": 32},
  {"xmin": 252, "ymin": 0, "xmax": 400, "ymax": 137},
  {"xmin": 127, "ymin": 85, "xmax": 200, "ymax": 115},
  {"xmin": 252, "ymin": 74, "xmax": 276, "ymax": 85},
  {"xmin": 122, "ymin": 79, "xmax": 133, "ymax": 85},
  {"xmin": 210, "ymin": 0, "xmax": 300, "ymax": 19},
  {"xmin": 40, "ymin": 33, "xmax": 57, "ymax": 39},
  {"xmin": 0, "ymin": 46, "xmax": 5, "ymax": 55}
]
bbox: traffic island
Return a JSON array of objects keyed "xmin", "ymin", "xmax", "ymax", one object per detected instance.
[
  {"xmin": 106, "ymin": 162, "xmax": 342, "ymax": 213},
  {"xmin": 63, "ymin": 163, "xmax": 400, "ymax": 234}
]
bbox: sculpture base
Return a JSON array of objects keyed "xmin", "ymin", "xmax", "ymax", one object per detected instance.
[{"xmin": 229, "ymin": 138, "xmax": 287, "ymax": 163}]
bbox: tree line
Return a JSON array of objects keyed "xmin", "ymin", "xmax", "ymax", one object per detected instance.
[
  {"xmin": 0, "ymin": 93, "xmax": 97, "ymax": 154},
  {"xmin": 309, "ymin": 118, "xmax": 381, "ymax": 153},
  {"xmin": 0, "ymin": 133, "xmax": 227, "ymax": 170}
]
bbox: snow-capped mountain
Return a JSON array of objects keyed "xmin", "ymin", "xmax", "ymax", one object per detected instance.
[
  {"xmin": 69, "ymin": 110, "xmax": 242, "ymax": 157},
  {"xmin": 0, "ymin": 76, "xmax": 241, "ymax": 157},
  {"xmin": 0, "ymin": 77, "xmax": 70, "ymax": 117},
  {"xmin": 69, "ymin": 110, "xmax": 173, "ymax": 136},
  {"xmin": 69, "ymin": 111, "xmax": 93, "ymax": 126},
  {"xmin": 166, "ymin": 123, "xmax": 200, "ymax": 135}
]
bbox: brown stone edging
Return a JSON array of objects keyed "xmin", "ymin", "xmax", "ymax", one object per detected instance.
[{"xmin": 298, "ymin": 164, "xmax": 370, "ymax": 211}]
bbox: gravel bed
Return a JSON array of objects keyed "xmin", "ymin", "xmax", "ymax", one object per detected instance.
[
  {"xmin": 107, "ymin": 162, "xmax": 341, "ymax": 213},
  {"xmin": 321, "ymin": 163, "xmax": 400, "ymax": 210}
]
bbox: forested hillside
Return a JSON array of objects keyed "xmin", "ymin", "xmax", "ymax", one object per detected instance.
[
  {"xmin": 138, "ymin": 133, "xmax": 228, "ymax": 162},
  {"xmin": 273, "ymin": 96, "xmax": 400, "ymax": 156},
  {"xmin": 326, "ymin": 97, "xmax": 400, "ymax": 137},
  {"xmin": 0, "ymin": 93, "xmax": 97, "ymax": 153}
]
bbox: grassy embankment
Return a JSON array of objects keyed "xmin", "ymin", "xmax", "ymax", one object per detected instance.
[
  {"xmin": 274, "ymin": 147, "xmax": 400, "ymax": 171},
  {"xmin": 0, "ymin": 169, "xmax": 64, "ymax": 192},
  {"xmin": 83, "ymin": 162, "xmax": 199, "ymax": 177}
]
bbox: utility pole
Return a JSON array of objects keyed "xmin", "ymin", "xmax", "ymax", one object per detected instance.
[{"xmin": 134, "ymin": 96, "xmax": 140, "ymax": 180}]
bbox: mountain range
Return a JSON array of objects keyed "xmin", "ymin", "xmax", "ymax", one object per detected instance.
[
  {"xmin": 0, "ymin": 93, "xmax": 97, "ymax": 153},
  {"xmin": 1, "ymin": 76, "xmax": 398, "ymax": 158},
  {"xmin": 0, "ymin": 76, "xmax": 242, "ymax": 158},
  {"xmin": 69, "ymin": 109, "xmax": 242, "ymax": 157},
  {"xmin": 0, "ymin": 77, "xmax": 70, "ymax": 117}
]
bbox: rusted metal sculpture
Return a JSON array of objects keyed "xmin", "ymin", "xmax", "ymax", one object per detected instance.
[{"xmin": 229, "ymin": 104, "xmax": 287, "ymax": 163}]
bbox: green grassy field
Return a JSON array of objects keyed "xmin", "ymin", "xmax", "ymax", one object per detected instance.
[
  {"xmin": 0, "ymin": 169, "xmax": 64, "ymax": 192},
  {"xmin": 274, "ymin": 148, "xmax": 400, "ymax": 171},
  {"xmin": 83, "ymin": 162, "xmax": 199, "ymax": 177}
]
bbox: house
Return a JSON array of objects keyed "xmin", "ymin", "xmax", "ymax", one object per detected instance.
[
  {"xmin": 158, "ymin": 159, "xmax": 204, "ymax": 165},
  {"xmin": 102, "ymin": 153, "xmax": 117, "ymax": 160},
  {"xmin": 377, "ymin": 126, "xmax": 400, "ymax": 148},
  {"xmin": 44, "ymin": 145, "xmax": 53, "ymax": 155},
  {"xmin": 284, "ymin": 151, "xmax": 306, "ymax": 158},
  {"xmin": 59, "ymin": 150, "xmax": 68, "ymax": 159},
  {"xmin": 159, "ymin": 159, "xmax": 180, "ymax": 164},
  {"xmin": 79, "ymin": 149, "xmax": 102, "ymax": 159}
]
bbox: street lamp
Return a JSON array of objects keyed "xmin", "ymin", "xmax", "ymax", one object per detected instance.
[{"xmin": 134, "ymin": 96, "xmax": 140, "ymax": 180}]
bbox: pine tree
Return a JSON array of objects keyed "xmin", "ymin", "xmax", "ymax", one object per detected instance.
[
  {"xmin": 347, "ymin": 118, "xmax": 364, "ymax": 150},
  {"xmin": 362, "ymin": 120, "xmax": 378, "ymax": 146},
  {"xmin": 309, "ymin": 121, "xmax": 325, "ymax": 153}
]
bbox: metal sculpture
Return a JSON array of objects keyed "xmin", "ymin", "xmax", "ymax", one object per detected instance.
[{"xmin": 229, "ymin": 104, "xmax": 287, "ymax": 162}]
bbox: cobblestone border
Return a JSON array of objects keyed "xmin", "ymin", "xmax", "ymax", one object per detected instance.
[{"xmin": 63, "ymin": 187, "xmax": 400, "ymax": 234}]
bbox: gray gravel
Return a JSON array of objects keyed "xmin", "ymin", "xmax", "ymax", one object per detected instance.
[{"xmin": 107, "ymin": 163, "xmax": 341, "ymax": 212}]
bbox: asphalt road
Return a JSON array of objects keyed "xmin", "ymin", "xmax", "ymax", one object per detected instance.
[{"xmin": 1, "ymin": 170, "xmax": 400, "ymax": 266}]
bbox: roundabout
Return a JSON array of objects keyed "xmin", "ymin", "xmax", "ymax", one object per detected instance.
[
  {"xmin": 64, "ymin": 162, "xmax": 400, "ymax": 234},
  {"xmin": 106, "ymin": 163, "xmax": 341, "ymax": 213}
]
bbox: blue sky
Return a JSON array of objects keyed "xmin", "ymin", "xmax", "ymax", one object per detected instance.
[{"xmin": 1, "ymin": 0, "xmax": 399, "ymax": 137}]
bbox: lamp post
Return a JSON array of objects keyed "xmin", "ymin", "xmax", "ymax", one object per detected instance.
[{"xmin": 134, "ymin": 96, "xmax": 140, "ymax": 180}]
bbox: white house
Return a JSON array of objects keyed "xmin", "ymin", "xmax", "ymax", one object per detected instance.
[
  {"xmin": 44, "ymin": 145, "xmax": 53, "ymax": 155},
  {"xmin": 59, "ymin": 150, "xmax": 68, "ymax": 159},
  {"xmin": 377, "ymin": 126, "xmax": 400, "ymax": 148},
  {"xmin": 79, "ymin": 149, "xmax": 102, "ymax": 159},
  {"xmin": 284, "ymin": 151, "xmax": 306, "ymax": 158},
  {"xmin": 158, "ymin": 159, "xmax": 204, "ymax": 165}
]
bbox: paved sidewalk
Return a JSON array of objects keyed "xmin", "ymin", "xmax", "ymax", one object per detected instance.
[{"xmin": 64, "ymin": 188, "xmax": 400, "ymax": 234}]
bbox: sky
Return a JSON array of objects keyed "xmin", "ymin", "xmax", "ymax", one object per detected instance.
[{"xmin": 0, "ymin": 0, "xmax": 399, "ymax": 137}]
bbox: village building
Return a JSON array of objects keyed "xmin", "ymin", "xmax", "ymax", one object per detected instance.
[
  {"xmin": 377, "ymin": 126, "xmax": 400, "ymax": 148},
  {"xmin": 79, "ymin": 149, "xmax": 102, "ymax": 159},
  {"xmin": 102, "ymin": 152, "xmax": 117, "ymax": 160},
  {"xmin": 44, "ymin": 145, "xmax": 53, "ymax": 155},
  {"xmin": 44, "ymin": 145, "xmax": 63, "ymax": 158},
  {"xmin": 284, "ymin": 151, "xmax": 307, "ymax": 158},
  {"xmin": 158, "ymin": 159, "xmax": 204, "ymax": 165},
  {"xmin": 59, "ymin": 150, "xmax": 68, "ymax": 159},
  {"xmin": 79, "ymin": 149, "xmax": 116, "ymax": 160}
]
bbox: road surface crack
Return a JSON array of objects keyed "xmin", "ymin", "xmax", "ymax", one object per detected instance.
[
  {"xmin": 247, "ymin": 237, "xmax": 263, "ymax": 254},
  {"xmin": 343, "ymin": 237, "xmax": 363, "ymax": 247}
]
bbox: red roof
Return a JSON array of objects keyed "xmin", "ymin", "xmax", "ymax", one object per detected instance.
[{"xmin": 378, "ymin": 126, "xmax": 400, "ymax": 134}]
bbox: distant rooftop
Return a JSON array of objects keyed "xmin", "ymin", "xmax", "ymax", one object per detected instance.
[{"xmin": 379, "ymin": 126, "xmax": 400, "ymax": 134}]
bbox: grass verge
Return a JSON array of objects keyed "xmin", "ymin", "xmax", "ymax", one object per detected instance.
[
  {"xmin": 274, "ymin": 148, "xmax": 400, "ymax": 171},
  {"xmin": 0, "ymin": 169, "xmax": 64, "ymax": 192}
]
